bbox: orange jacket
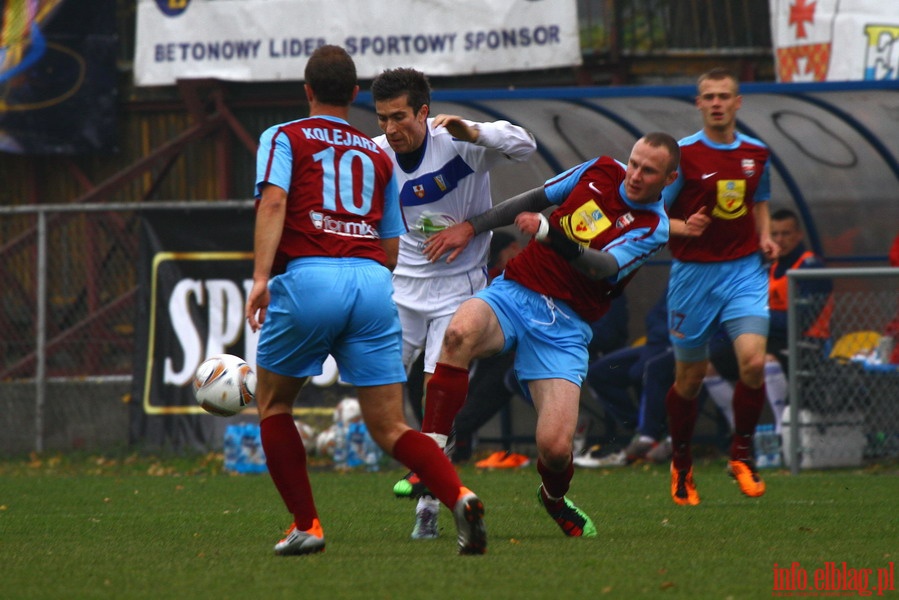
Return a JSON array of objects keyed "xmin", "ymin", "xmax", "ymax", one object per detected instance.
[{"xmin": 769, "ymin": 250, "xmax": 831, "ymax": 339}]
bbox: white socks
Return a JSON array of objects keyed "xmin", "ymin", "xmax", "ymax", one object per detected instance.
[
  {"xmin": 764, "ymin": 361, "xmax": 788, "ymax": 433},
  {"xmin": 425, "ymin": 432, "xmax": 448, "ymax": 449},
  {"xmin": 703, "ymin": 361, "xmax": 789, "ymax": 434},
  {"xmin": 703, "ymin": 373, "xmax": 735, "ymax": 431}
]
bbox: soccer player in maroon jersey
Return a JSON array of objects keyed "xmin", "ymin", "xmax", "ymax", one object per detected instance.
[
  {"xmin": 245, "ymin": 45, "xmax": 486, "ymax": 556},
  {"xmin": 422, "ymin": 132, "xmax": 679, "ymax": 537},
  {"xmin": 660, "ymin": 67, "xmax": 779, "ymax": 505}
]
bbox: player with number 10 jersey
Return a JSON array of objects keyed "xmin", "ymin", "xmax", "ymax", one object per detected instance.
[
  {"xmin": 255, "ymin": 115, "xmax": 406, "ymax": 275},
  {"xmin": 253, "ymin": 113, "xmax": 407, "ymax": 383}
]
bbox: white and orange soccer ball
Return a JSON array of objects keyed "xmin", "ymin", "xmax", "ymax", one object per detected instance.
[{"xmin": 192, "ymin": 354, "xmax": 256, "ymax": 417}]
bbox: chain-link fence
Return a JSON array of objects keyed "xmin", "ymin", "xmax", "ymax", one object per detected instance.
[
  {"xmin": 0, "ymin": 202, "xmax": 249, "ymax": 456},
  {"xmin": 786, "ymin": 268, "xmax": 899, "ymax": 473},
  {"xmin": 2, "ymin": 205, "xmax": 137, "ymax": 455}
]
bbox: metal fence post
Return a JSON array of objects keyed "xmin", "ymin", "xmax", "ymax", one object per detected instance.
[
  {"xmin": 36, "ymin": 209, "xmax": 47, "ymax": 453},
  {"xmin": 787, "ymin": 271, "xmax": 800, "ymax": 475}
]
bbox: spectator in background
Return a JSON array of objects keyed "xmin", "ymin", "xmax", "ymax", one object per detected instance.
[
  {"xmin": 760, "ymin": 208, "xmax": 830, "ymax": 430},
  {"xmin": 766, "ymin": 208, "xmax": 832, "ymax": 369}
]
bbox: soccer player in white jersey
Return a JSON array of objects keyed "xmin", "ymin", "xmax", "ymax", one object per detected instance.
[{"xmin": 371, "ymin": 68, "xmax": 536, "ymax": 539}]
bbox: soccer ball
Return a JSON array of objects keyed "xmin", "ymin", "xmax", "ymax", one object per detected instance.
[{"xmin": 193, "ymin": 354, "xmax": 256, "ymax": 417}]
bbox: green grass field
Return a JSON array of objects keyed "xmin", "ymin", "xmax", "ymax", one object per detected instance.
[{"xmin": 1, "ymin": 454, "xmax": 896, "ymax": 599}]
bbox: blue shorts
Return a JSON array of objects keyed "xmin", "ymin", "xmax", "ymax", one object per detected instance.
[
  {"xmin": 667, "ymin": 253, "xmax": 769, "ymax": 362},
  {"xmin": 255, "ymin": 257, "xmax": 406, "ymax": 386},
  {"xmin": 475, "ymin": 276, "xmax": 593, "ymax": 390}
]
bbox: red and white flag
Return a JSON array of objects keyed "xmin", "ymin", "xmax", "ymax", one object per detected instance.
[
  {"xmin": 770, "ymin": 0, "xmax": 838, "ymax": 82},
  {"xmin": 770, "ymin": 0, "xmax": 899, "ymax": 82}
]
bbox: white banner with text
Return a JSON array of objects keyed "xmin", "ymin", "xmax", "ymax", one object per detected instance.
[{"xmin": 135, "ymin": 0, "xmax": 581, "ymax": 86}]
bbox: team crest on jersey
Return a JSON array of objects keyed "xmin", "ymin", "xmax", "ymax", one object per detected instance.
[
  {"xmin": 741, "ymin": 159, "xmax": 756, "ymax": 178},
  {"xmin": 413, "ymin": 184, "xmax": 426, "ymax": 199},
  {"xmin": 433, "ymin": 175, "xmax": 448, "ymax": 192},
  {"xmin": 712, "ymin": 180, "xmax": 748, "ymax": 220},
  {"xmin": 561, "ymin": 200, "xmax": 612, "ymax": 242},
  {"xmin": 615, "ymin": 212, "xmax": 635, "ymax": 229}
]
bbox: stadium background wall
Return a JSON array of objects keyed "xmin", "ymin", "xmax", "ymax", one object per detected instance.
[
  {"xmin": 2, "ymin": 1, "xmax": 897, "ymax": 458},
  {"xmin": 1, "ymin": 81, "xmax": 897, "ymax": 458}
]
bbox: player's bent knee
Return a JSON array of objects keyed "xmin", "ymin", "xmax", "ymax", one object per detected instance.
[
  {"xmin": 366, "ymin": 421, "xmax": 410, "ymax": 454},
  {"xmin": 536, "ymin": 440, "xmax": 572, "ymax": 469},
  {"xmin": 739, "ymin": 356, "xmax": 767, "ymax": 385},
  {"xmin": 441, "ymin": 323, "xmax": 477, "ymax": 358}
]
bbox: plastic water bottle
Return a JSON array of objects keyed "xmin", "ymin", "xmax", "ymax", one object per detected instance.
[
  {"xmin": 223, "ymin": 425, "xmax": 241, "ymax": 472},
  {"xmin": 332, "ymin": 421, "xmax": 348, "ymax": 470},
  {"xmin": 347, "ymin": 421, "xmax": 366, "ymax": 468},
  {"xmin": 363, "ymin": 427, "xmax": 382, "ymax": 472},
  {"xmin": 754, "ymin": 424, "xmax": 782, "ymax": 468}
]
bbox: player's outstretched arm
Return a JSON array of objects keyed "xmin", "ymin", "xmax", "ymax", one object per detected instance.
[
  {"xmin": 432, "ymin": 113, "xmax": 535, "ymax": 161},
  {"xmin": 431, "ymin": 114, "xmax": 479, "ymax": 143},
  {"xmin": 424, "ymin": 186, "xmax": 550, "ymax": 264},
  {"xmin": 524, "ymin": 213, "xmax": 619, "ymax": 280}
]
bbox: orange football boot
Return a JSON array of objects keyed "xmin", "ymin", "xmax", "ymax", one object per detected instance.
[
  {"xmin": 670, "ymin": 463, "xmax": 700, "ymax": 506},
  {"xmin": 728, "ymin": 459, "xmax": 766, "ymax": 497}
]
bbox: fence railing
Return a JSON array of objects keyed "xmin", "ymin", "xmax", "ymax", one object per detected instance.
[
  {"xmin": 577, "ymin": 0, "xmax": 771, "ymax": 57},
  {"xmin": 0, "ymin": 201, "xmax": 253, "ymax": 455},
  {"xmin": 786, "ymin": 267, "xmax": 899, "ymax": 474}
]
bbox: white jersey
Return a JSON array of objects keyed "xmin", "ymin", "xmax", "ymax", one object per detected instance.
[{"xmin": 374, "ymin": 118, "xmax": 535, "ymax": 278}]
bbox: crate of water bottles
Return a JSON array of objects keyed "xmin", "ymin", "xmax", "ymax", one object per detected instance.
[
  {"xmin": 316, "ymin": 397, "xmax": 383, "ymax": 471},
  {"xmin": 223, "ymin": 422, "xmax": 268, "ymax": 474},
  {"xmin": 754, "ymin": 423, "xmax": 782, "ymax": 469}
]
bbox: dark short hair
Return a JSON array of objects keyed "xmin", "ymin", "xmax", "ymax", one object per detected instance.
[
  {"xmin": 640, "ymin": 131, "xmax": 680, "ymax": 173},
  {"xmin": 371, "ymin": 68, "xmax": 431, "ymax": 114},
  {"xmin": 771, "ymin": 208, "xmax": 801, "ymax": 228},
  {"xmin": 489, "ymin": 231, "xmax": 518, "ymax": 266},
  {"xmin": 697, "ymin": 67, "xmax": 740, "ymax": 95},
  {"xmin": 305, "ymin": 45, "xmax": 357, "ymax": 106}
]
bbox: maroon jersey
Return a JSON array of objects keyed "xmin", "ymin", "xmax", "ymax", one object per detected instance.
[
  {"xmin": 504, "ymin": 156, "xmax": 668, "ymax": 323},
  {"xmin": 662, "ymin": 130, "xmax": 771, "ymax": 263},
  {"xmin": 255, "ymin": 116, "xmax": 405, "ymax": 274}
]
